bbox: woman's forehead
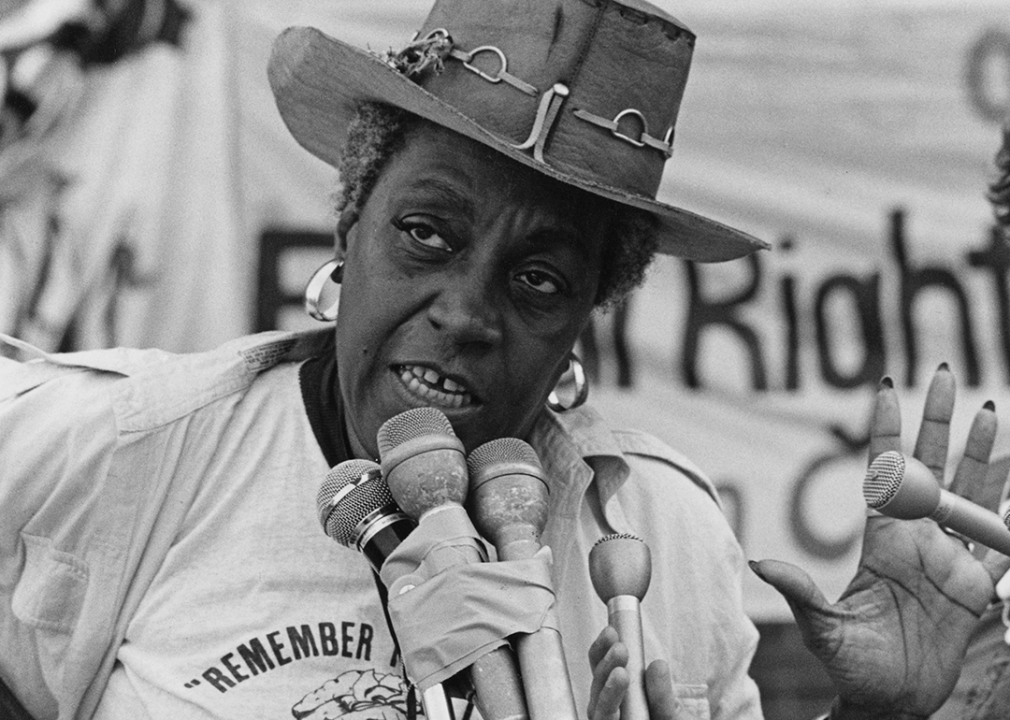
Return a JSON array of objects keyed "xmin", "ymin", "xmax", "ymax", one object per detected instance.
[{"xmin": 367, "ymin": 121, "xmax": 612, "ymax": 231}]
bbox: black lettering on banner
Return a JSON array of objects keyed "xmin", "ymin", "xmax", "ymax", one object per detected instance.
[
  {"xmin": 288, "ymin": 624, "xmax": 320, "ymax": 660},
  {"xmin": 814, "ymin": 273, "xmax": 885, "ymax": 389},
  {"xmin": 267, "ymin": 630, "xmax": 293, "ymax": 666},
  {"xmin": 237, "ymin": 638, "xmax": 276, "ymax": 675},
  {"xmin": 966, "ymin": 226, "xmax": 1010, "ymax": 383},
  {"xmin": 789, "ymin": 425, "xmax": 869, "ymax": 560},
  {"xmin": 965, "ymin": 28, "xmax": 1010, "ymax": 124},
  {"xmin": 779, "ymin": 237, "xmax": 801, "ymax": 390},
  {"xmin": 682, "ymin": 253, "xmax": 767, "ymax": 390},
  {"xmin": 891, "ymin": 208, "xmax": 980, "ymax": 387}
]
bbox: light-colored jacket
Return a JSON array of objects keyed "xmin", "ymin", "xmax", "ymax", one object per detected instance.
[{"xmin": 0, "ymin": 330, "xmax": 762, "ymax": 720}]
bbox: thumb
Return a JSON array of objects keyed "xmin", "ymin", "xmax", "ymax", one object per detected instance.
[{"xmin": 749, "ymin": 559, "xmax": 843, "ymax": 645}]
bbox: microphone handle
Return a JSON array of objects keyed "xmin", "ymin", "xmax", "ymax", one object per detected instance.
[
  {"xmin": 426, "ymin": 526, "xmax": 528, "ymax": 720},
  {"xmin": 390, "ymin": 505, "xmax": 528, "ymax": 720},
  {"xmin": 354, "ymin": 512, "xmax": 456, "ymax": 720},
  {"xmin": 608, "ymin": 595, "xmax": 649, "ymax": 720},
  {"xmin": 494, "ymin": 540, "xmax": 578, "ymax": 720},
  {"xmin": 933, "ymin": 490, "xmax": 1010, "ymax": 556},
  {"xmin": 358, "ymin": 513, "xmax": 416, "ymax": 573}
]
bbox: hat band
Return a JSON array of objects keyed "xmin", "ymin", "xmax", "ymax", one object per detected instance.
[
  {"xmin": 572, "ymin": 109, "xmax": 674, "ymax": 158},
  {"xmin": 449, "ymin": 44, "xmax": 538, "ymax": 96},
  {"xmin": 385, "ymin": 27, "xmax": 674, "ymax": 164}
]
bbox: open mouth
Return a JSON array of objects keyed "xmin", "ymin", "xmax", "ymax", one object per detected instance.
[{"xmin": 395, "ymin": 364, "xmax": 475, "ymax": 409}]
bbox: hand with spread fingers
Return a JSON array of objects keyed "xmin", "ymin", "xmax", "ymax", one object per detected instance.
[{"xmin": 751, "ymin": 365, "xmax": 1010, "ymax": 719}]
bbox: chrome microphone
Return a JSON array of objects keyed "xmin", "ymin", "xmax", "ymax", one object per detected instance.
[
  {"xmin": 317, "ymin": 459, "xmax": 415, "ymax": 569},
  {"xmin": 864, "ymin": 451, "xmax": 1010, "ymax": 556},
  {"xmin": 589, "ymin": 533, "xmax": 652, "ymax": 720},
  {"xmin": 467, "ymin": 437, "xmax": 579, "ymax": 720},
  {"xmin": 316, "ymin": 459, "xmax": 453, "ymax": 720},
  {"xmin": 378, "ymin": 408, "xmax": 528, "ymax": 720}
]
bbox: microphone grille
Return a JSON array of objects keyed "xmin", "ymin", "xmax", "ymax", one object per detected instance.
[
  {"xmin": 377, "ymin": 407, "xmax": 456, "ymax": 457},
  {"xmin": 863, "ymin": 451, "xmax": 905, "ymax": 508},
  {"xmin": 592, "ymin": 532, "xmax": 643, "ymax": 548},
  {"xmin": 467, "ymin": 437, "xmax": 540, "ymax": 477},
  {"xmin": 317, "ymin": 460, "xmax": 389, "ymax": 546}
]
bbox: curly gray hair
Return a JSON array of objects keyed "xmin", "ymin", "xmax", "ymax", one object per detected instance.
[{"xmin": 335, "ymin": 102, "xmax": 659, "ymax": 307}]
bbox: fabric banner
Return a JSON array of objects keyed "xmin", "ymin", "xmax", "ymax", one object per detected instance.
[{"xmin": 1, "ymin": 0, "xmax": 1009, "ymax": 620}]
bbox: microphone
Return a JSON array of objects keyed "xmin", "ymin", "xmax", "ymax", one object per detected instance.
[
  {"xmin": 467, "ymin": 438, "xmax": 579, "ymax": 720},
  {"xmin": 589, "ymin": 533, "xmax": 652, "ymax": 720},
  {"xmin": 377, "ymin": 408, "xmax": 528, "ymax": 720},
  {"xmin": 864, "ymin": 451, "xmax": 1010, "ymax": 556},
  {"xmin": 316, "ymin": 459, "xmax": 415, "ymax": 571},
  {"xmin": 316, "ymin": 459, "xmax": 454, "ymax": 720}
]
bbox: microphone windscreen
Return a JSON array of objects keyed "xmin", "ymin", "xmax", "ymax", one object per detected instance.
[
  {"xmin": 863, "ymin": 452, "xmax": 905, "ymax": 509},
  {"xmin": 377, "ymin": 407, "xmax": 457, "ymax": 457},
  {"xmin": 467, "ymin": 436, "xmax": 541, "ymax": 478},
  {"xmin": 317, "ymin": 459, "xmax": 387, "ymax": 546},
  {"xmin": 589, "ymin": 532, "xmax": 652, "ymax": 601}
]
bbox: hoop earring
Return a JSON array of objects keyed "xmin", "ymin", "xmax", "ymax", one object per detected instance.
[
  {"xmin": 547, "ymin": 353, "xmax": 588, "ymax": 413},
  {"xmin": 304, "ymin": 259, "xmax": 344, "ymax": 322}
]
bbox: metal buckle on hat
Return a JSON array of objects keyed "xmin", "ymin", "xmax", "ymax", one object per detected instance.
[
  {"xmin": 511, "ymin": 83, "xmax": 570, "ymax": 163},
  {"xmin": 448, "ymin": 45, "xmax": 538, "ymax": 97},
  {"xmin": 573, "ymin": 108, "xmax": 674, "ymax": 158}
]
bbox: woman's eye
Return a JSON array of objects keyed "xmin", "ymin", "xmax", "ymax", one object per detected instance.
[
  {"xmin": 517, "ymin": 269, "xmax": 562, "ymax": 295},
  {"xmin": 398, "ymin": 219, "xmax": 452, "ymax": 252}
]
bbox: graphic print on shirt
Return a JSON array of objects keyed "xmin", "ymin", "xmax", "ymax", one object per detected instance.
[
  {"xmin": 292, "ymin": 668, "xmax": 415, "ymax": 719},
  {"xmin": 182, "ymin": 619, "xmax": 419, "ymax": 718}
]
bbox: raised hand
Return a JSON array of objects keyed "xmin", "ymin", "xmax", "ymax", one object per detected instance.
[{"xmin": 752, "ymin": 366, "xmax": 1010, "ymax": 718}]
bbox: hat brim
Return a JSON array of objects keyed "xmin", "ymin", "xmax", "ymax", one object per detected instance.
[{"xmin": 268, "ymin": 26, "xmax": 769, "ymax": 262}]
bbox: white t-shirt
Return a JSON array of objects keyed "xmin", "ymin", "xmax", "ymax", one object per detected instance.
[{"xmin": 93, "ymin": 362, "xmax": 414, "ymax": 719}]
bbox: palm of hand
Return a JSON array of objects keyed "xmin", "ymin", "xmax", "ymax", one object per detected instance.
[
  {"xmin": 803, "ymin": 515, "xmax": 993, "ymax": 716},
  {"xmin": 753, "ymin": 367, "xmax": 1009, "ymax": 717}
]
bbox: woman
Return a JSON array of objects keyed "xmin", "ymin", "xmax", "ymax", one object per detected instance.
[{"xmin": 1, "ymin": 0, "xmax": 1007, "ymax": 718}]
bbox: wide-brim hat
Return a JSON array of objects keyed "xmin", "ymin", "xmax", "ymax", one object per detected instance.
[{"xmin": 268, "ymin": 0, "xmax": 768, "ymax": 262}]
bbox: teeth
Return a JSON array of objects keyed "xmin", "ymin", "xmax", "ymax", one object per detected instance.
[{"xmin": 398, "ymin": 365, "xmax": 472, "ymax": 408}]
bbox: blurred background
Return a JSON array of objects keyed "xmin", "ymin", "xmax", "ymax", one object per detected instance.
[{"xmin": 1, "ymin": 0, "xmax": 1008, "ymax": 716}]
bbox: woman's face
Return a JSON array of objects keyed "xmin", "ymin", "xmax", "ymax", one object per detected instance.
[{"xmin": 336, "ymin": 122, "xmax": 610, "ymax": 458}]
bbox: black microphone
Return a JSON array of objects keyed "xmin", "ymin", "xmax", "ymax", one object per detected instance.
[
  {"xmin": 377, "ymin": 408, "xmax": 528, "ymax": 720},
  {"xmin": 589, "ymin": 533, "xmax": 652, "ymax": 720},
  {"xmin": 316, "ymin": 459, "xmax": 416, "ymax": 570},
  {"xmin": 864, "ymin": 451, "xmax": 1010, "ymax": 555},
  {"xmin": 316, "ymin": 459, "xmax": 453, "ymax": 720},
  {"xmin": 466, "ymin": 437, "xmax": 579, "ymax": 720}
]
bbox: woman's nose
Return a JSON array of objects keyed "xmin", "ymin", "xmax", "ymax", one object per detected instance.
[{"xmin": 426, "ymin": 274, "xmax": 504, "ymax": 348}]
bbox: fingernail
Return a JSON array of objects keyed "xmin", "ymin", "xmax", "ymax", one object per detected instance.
[
  {"xmin": 878, "ymin": 376, "xmax": 893, "ymax": 389},
  {"xmin": 938, "ymin": 362, "xmax": 950, "ymax": 372},
  {"xmin": 747, "ymin": 560, "xmax": 766, "ymax": 581},
  {"xmin": 985, "ymin": 400, "xmax": 996, "ymax": 411}
]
